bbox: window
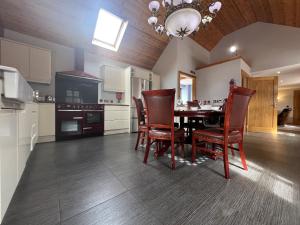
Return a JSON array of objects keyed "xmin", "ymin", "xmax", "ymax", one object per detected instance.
[{"xmin": 92, "ymin": 9, "xmax": 128, "ymax": 52}]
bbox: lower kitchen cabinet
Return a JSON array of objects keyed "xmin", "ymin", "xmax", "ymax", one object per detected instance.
[
  {"xmin": 0, "ymin": 110, "xmax": 18, "ymax": 223},
  {"xmin": 17, "ymin": 103, "xmax": 38, "ymax": 179},
  {"xmin": 104, "ymin": 105, "xmax": 130, "ymax": 135},
  {"xmin": 0, "ymin": 103, "xmax": 38, "ymax": 223},
  {"xmin": 38, "ymin": 103, "xmax": 55, "ymax": 143}
]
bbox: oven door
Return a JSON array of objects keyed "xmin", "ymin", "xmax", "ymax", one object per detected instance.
[
  {"xmin": 83, "ymin": 110, "xmax": 104, "ymax": 135},
  {"xmin": 56, "ymin": 110, "xmax": 83, "ymax": 139}
]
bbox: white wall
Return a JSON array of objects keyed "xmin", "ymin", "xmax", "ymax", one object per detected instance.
[
  {"xmin": 153, "ymin": 37, "xmax": 210, "ymax": 96},
  {"xmin": 152, "ymin": 39, "xmax": 178, "ymax": 90},
  {"xmin": 196, "ymin": 58, "xmax": 244, "ymax": 101},
  {"xmin": 211, "ymin": 22, "xmax": 300, "ymax": 72},
  {"xmin": 177, "ymin": 37, "xmax": 210, "ymax": 74},
  {"xmin": 3, "ymin": 29, "xmax": 75, "ymax": 97}
]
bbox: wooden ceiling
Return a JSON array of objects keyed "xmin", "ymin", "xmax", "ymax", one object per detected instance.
[{"xmin": 0, "ymin": 0, "xmax": 300, "ymax": 69}]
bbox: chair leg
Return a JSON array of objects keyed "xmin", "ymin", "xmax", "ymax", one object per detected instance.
[
  {"xmin": 223, "ymin": 144, "xmax": 230, "ymax": 179},
  {"xmin": 230, "ymin": 144, "xmax": 235, "ymax": 156},
  {"xmin": 141, "ymin": 132, "xmax": 145, "ymax": 145},
  {"xmin": 239, "ymin": 143, "xmax": 248, "ymax": 171},
  {"xmin": 180, "ymin": 138, "xmax": 185, "ymax": 158},
  {"xmin": 171, "ymin": 139, "xmax": 176, "ymax": 170},
  {"xmin": 143, "ymin": 137, "xmax": 151, "ymax": 164},
  {"xmin": 135, "ymin": 132, "xmax": 141, "ymax": 151},
  {"xmin": 192, "ymin": 136, "xmax": 196, "ymax": 163}
]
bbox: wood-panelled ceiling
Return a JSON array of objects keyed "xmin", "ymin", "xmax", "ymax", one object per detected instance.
[{"xmin": 0, "ymin": 0, "xmax": 300, "ymax": 69}]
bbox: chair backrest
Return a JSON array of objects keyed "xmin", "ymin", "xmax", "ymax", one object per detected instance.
[
  {"xmin": 224, "ymin": 86, "xmax": 256, "ymax": 132},
  {"xmin": 142, "ymin": 89, "xmax": 175, "ymax": 129},
  {"xmin": 133, "ymin": 97, "xmax": 145, "ymax": 125}
]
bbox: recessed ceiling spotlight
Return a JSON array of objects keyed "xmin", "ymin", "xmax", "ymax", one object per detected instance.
[
  {"xmin": 277, "ymin": 71, "xmax": 281, "ymax": 74},
  {"xmin": 229, "ymin": 45, "xmax": 237, "ymax": 53},
  {"xmin": 280, "ymin": 80, "xmax": 283, "ymax": 83}
]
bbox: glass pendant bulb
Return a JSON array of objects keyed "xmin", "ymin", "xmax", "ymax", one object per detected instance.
[
  {"xmin": 149, "ymin": 1, "xmax": 160, "ymax": 12},
  {"xmin": 209, "ymin": 1, "xmax": 222, "ymax": 14},
  {"xmin": 148, "ymin": 16, "xmax": 158, "ymax": 26}
]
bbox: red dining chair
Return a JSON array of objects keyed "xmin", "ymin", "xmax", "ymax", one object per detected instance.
[
  {"xmin": 133, "ymin": 97, "xmax": 147, "ymax": 150},
  {"xmin": 142, "ymin": 89, "xmax": 185, "ymax": 169},
  {"xmin": 192, "ymin": 86, "xmax": 256, "ymax": 179}
]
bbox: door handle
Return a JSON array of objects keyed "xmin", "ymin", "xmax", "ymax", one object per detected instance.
[{"xmin": 73, "ymin": 117, "xmax": 83, "ymax": 120}]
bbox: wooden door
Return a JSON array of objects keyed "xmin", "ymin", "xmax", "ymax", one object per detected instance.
[
  {"xmin": 294, "ymin": 90, "xmax": 300, "ymax": 125},
  {"xmin": 247, "ymin": 76, "xmax": 278, "ymax": 133}
]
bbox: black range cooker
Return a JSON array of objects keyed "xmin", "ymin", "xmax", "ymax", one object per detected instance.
[{"xmin": 56, "ymin": 103, "xmax": 104, "ymax": 141}]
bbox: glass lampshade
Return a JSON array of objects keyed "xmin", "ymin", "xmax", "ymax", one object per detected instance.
[
  {"xmin": 209, "ymin": 1, "xmax": 222, "ymax": 13},
  {"xmin": 149, "ymin": 1, "xmax": 160, "ymax": 12},
  {"xmin": 165, "ymin": 8, "xmax": 201, "ymax": 37},
  {"xmin": 148, "ymin": 16, "xmax": 158, "ymax": 25}
]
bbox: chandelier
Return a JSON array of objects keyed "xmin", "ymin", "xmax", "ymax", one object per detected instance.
[{"xmin": 147, "ymin": 0, "xmax": 222, "ymax": 38}]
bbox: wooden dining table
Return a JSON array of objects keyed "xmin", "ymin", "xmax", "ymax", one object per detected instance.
[{"xmin": 174, "ymin": 109, "xmax": 224, "ymax": 143}]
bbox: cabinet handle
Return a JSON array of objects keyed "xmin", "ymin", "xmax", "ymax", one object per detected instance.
[
  {"xmin": 73, "ymin": 117, "xmax": 83, "ymax": 120},
  {"xmin": 83, "ymin": 127, "xmax": 93, "ymax": 130}
]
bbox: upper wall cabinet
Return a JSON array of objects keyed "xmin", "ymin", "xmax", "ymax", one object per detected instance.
[
  {"xmin": 29, "ymin": 47, "xmax": 51, "ymax": 84},
  {"xmin": 0, "ymin": 39, "xmax": 52, "ymax": 84},
  {"xmin": 0, "ymin": 39, "xmax": 30, "ymax": 79},
  {"xmin": 101, "ymin": 65, "xmax": 125, "ymax": 92}
]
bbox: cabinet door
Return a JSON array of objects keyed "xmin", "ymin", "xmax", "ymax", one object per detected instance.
[
  {"xmin": 152, "ymin": 74, "xmax": 161, "ymax": 90},
  {"xmin": 0, "ymin": 110, "xmax": 18, "ymax": 221},
  {"xmin": 103, "ymin": 66, "xmax": 125, "ymax": 92},
  {"xmin": 17, "ymin": 104, "xmax": 32, "ymax": 179},
  {"xmin": 29, "ymin": 47, "xmax": 51, "ymax": 84},
  {"xmin": 0, "ymin": 39, "xmax": 30, "ymax": 79},
  {"xmin": 38, "ymin": 104, "xmax": 55, "ymax": 137}
]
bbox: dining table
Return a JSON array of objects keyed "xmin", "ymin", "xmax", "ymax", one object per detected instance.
[{"xmin": 174, "ymin": 109, "xmax": 224, "ymax": 144}]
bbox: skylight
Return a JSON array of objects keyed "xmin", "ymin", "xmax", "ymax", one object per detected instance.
[{"xmin": 92, "ymin": 9, "xmax": 128, "ymax": 52}]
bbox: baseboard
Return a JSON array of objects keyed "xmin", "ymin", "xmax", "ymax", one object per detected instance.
[
  {"xmin": 104, "ymin": 129, "xmax": 130, "ymax": 135},
  {"xmin": 38, "ymin": 135, "xmax": 55, "ymax": 143}
]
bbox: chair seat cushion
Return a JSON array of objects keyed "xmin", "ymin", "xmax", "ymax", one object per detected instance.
[
  {"xmin": 193, "ymin": 128, "xmax": 242, "ymax": 144},
  {"xmin": 149, "ymin": 128, "xmax": 185, "ymax": 140}
]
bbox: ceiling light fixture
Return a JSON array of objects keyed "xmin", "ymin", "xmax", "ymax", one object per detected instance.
[
  {"xmin": 147, "ymin": 0, "xmax": 222, "ymax": 38},
  {"xmin": 277, "ymin": 71, "xmax": 281, "ymax": 74},
  {"xmin": 229, "ymin": 45, "xmax": 237, "ymax": 53}
]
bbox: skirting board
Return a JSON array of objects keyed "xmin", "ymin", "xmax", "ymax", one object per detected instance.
[
  {"xmin": 38, "ymin": 135, "xmax": 55, "ymax": 143},
  {"xmin": 104, "ymin": 129, "xmax": 130, "ymax": 135}
]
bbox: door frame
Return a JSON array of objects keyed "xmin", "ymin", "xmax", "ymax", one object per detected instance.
[
  {"xmin": 293, "ymin": 90, "xmax": 300, "ymax": 125},
  {"xmin": 177, "ymin": 71, "xmax": 196, "ymax": 100}
]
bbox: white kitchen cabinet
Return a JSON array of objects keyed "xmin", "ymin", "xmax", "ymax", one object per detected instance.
[
  {"xmin": 0, "ymin": 38, "xmax": 52, "ymax": 84},
  {"xmin": 151, "ymin": 73, "xmax": 161, "ymax": 90},
  {"xmin": 17, "ymin": 102, "xmax": 39, "ymax": 179},
  {"xmin": 0, "ymin": 39, "xmax": 30, "ymax": 79},
  {"xmin": 0, "ymin": 104, "xmax": 39, "ymax": 223},
  {"xmin": 29, "ymin": 103, "xmax": 39, "ymax": 150},
  {"xmin": 29, "ymin": 47, "xmax": 51, "ymax": 84},
  {"xmin": 0, "ymin": 110, "xmax": 18, "ymax": 223},
  {"xmin": 101, "ymin": 65, "xmax": 125, "ymax": 92},
  {"xmin": 17, "ymin": 104, "xmax": 31, "ymax": 179},
  {"xmin": 38, "ymin": 103, "xmax": 55, "ymax": 143},
  {"xmin": 104, "ymin": 105, "xmax": 130, "ymax": 135}
]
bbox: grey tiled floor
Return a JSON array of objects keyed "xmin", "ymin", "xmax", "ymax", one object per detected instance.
[{"xmin": 2, "ymin": 132, "xmax": 300, "ymax": 225}]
